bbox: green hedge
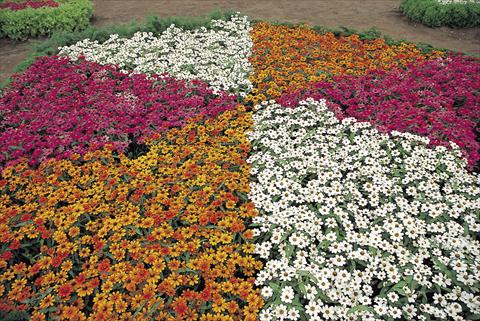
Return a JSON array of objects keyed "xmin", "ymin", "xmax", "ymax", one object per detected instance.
[
  {"xmin": 400, "ymin": 0, "xmax": 480, "ymax": 28},
  {"xmin": 0, "ymin": 0, "xmax": 93, "ymax": 40}
]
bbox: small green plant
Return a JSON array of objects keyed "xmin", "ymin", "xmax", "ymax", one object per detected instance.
[
  {"xmin": 400, "ymin": 0, "xmax": 480, "ymax": 28},
  {"xmin": 0, "ymin": 0, "xmax": 93, "ymax": 40}
]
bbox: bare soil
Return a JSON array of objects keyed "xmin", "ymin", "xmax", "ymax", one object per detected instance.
[{"xmin": 1, "ymin": 0, "xmax": 479, "ymax": 84}]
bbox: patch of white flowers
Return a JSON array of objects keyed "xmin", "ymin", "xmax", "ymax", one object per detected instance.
[
  {"xmin": 59, "ymin": 15, "xmax": 253, "ymax": 95},
  {"xmin": 437, "ymin": 0, "xmax": 479, "ymax": 4},
  {"xmin": 248, "ymin": 98, "xmax": 480, "ymax": 321}
]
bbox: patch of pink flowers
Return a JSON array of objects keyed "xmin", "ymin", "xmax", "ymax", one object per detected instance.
[
  {"xmin": 277, "ymin": 54, "xmax": 480, "ymax": 169},
  {"xmin": 0, "ymin": 0, "xmax": 59, "ymax": 11},
  {"xmin": 0, "ymin": 56, "xmax": 236, "ymax": 168}
]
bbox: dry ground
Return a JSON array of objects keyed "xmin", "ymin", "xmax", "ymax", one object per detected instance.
[{"xmin": 0, "ymin": 0, "xmax": 479, "ymax": 84}]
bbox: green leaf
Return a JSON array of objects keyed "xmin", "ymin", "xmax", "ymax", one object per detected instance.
[
  {"xmin": 432, "ymin": 257, "xmax": 454, "ymax": 279},
  {"xmin": 268, "ymin": 282, "xmax": 280, "ymax": 292},
  {"xmin": 176, "ymin": 267, "xmax": 195, "ymax": 273},
  {"xmin": 285, "ymin": 244, "xmax": 294, "ymax": 257},
  {"xmin": 298, "ymin": 282, "xmax": 306, "ymax": 295},
  {"xmin": 8, "ymin": 145, "xmax": 24, "ymax": 151},
  {"xmin": 129, "ymin": 226, "xmax": 143, "ymax": 236},
  {"xmin": 347, "ymin": 305, "xmax": 375, "ymax": 315},
  {"xmin": 391, "ymin": 281, "xmax": 407, "ymax": 296},
  {"xmin": 146, "ymin": 300, "xmax": 161, "ymax": 316},
  {"xmin": 132, "ymin": 301, "xmax": 146, "ymax": 317},
  {"xmin": 297, "ymin": 270, "xmax": 319, "ymax": 283}
]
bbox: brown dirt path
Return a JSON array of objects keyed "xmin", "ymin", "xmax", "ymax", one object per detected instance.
[{"xmin": 1, "ymin": 0, "xmax": 479, "ymax": 84}]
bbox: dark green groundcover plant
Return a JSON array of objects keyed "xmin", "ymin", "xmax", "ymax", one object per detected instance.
[
  {"xmin": 400, "ymin": 0, "xmax": 480, "ymax": 28},
  {"xmin": 0, "ymin": 0, "xmax": 93, "ymax": 40}
]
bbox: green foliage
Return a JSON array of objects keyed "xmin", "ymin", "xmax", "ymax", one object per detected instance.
[
  {"xmin": 0, "ymin": 310, "xmax": 30, "ymax": 321},
  {"xmin": 400, "ymin": 0, "xmax": 480, "ymax": 28},
  {"xmin": 0, "ymin": 0, "xmax": 93, "ymax": 40}
]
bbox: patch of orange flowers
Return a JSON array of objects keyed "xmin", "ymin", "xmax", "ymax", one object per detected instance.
[
  {"xmin": 246, "ymin": 22, "xmax": 444, "ymax": 103},
  {"xmin": 0, "ymin": 106, "xmax": 263, "ymax": 320}
]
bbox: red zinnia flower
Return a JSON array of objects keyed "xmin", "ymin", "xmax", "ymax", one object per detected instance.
[
  {"xmin": 97, "ymin": 259, "xmax": 110, "ymax": 273},
  {"xmin": 20, "ymin": 214, "xmax": 32, "ymax": 222},
  {"xmin": 58, "ymin": 283, "xmax": 73, "ymax": 298},
  {"xmin": 1, "ymin": 251, "xmax": 13, "ymax": 260},
  {"xmin": 172, "ymin": 299, "xmax": 188, "ymax": 316},
  {"xmin": 75, "ymin": 274, "xmax": 86, "ymax": 286},
  {"xmin": 9, "ymin": 239, "xmax": 20, "ymax": 250}
]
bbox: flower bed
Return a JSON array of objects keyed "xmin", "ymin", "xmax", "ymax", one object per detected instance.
[
  {"xmin": 0, "ymin": 13, "xmax": 479, "ymax": 321},
  {"xmin": 0, "ymin": 0, "xmax": 92, "ymax": 40},
  {"xmin": 246, "ymin": 22, "xmax": 444, "ymax": 104},
  {"xmin": 0, "ymin": 56, "xmax": 236, "ymax": 169},
  {"xmin": 277, "ymin": 55, "xmax": 480, "ymax": 169},
  {"xmin": 400, "ymin": 0, "xmax": 480, "ymax": 28},
  {"xmin": 438, "ymin": 0, "xmax": 479, "ymax": 4},
  {"xmin": 0, "ymin": 0, "xmax": 59, "ymax": 11},
  {"xmin": 0, "ymin": 106, "xmax": 263, "ymax": 320},
  {"xmin": 59, "ymin": 15, "xmax": 253, "ymax": 95},
  {"xmin": 249, "ymin": 98, "xmax": 480, "ymax": 320}
]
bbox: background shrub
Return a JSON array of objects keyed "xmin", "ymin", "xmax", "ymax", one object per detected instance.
[
  {"xmin": 0, "ymin": 0, "xmax": 93, "ymax": 40},
  {"xmin": 400, "ymin": 0, "xmax": 480, "ymax": 28}
]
